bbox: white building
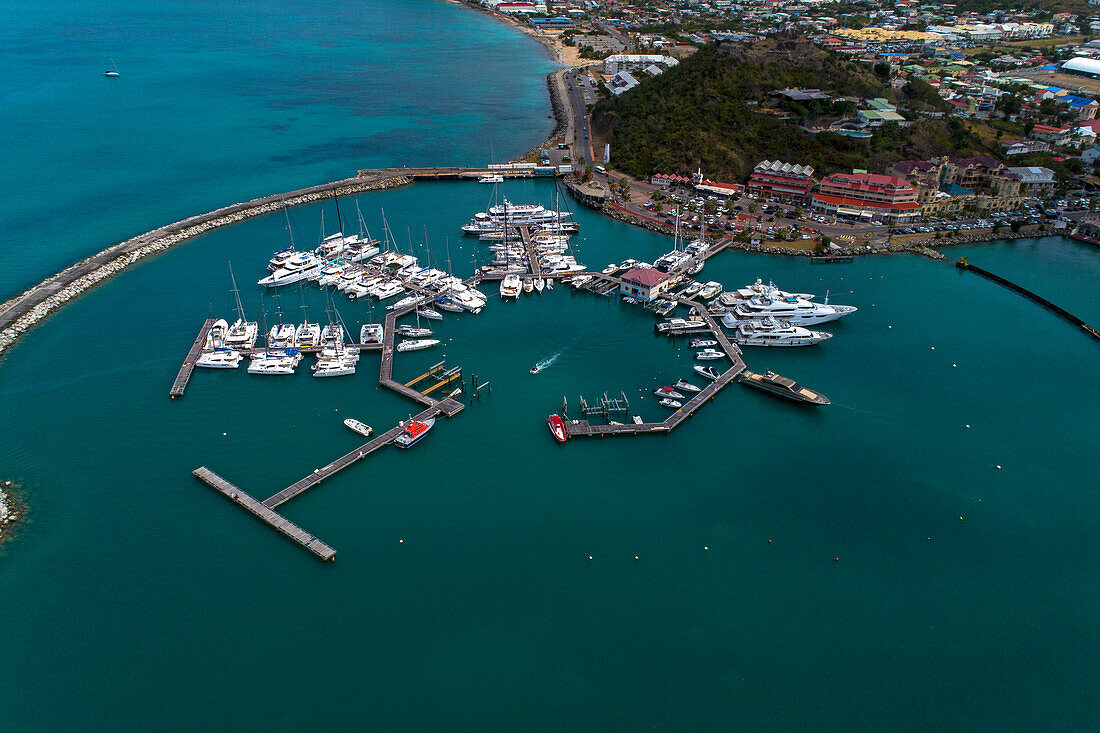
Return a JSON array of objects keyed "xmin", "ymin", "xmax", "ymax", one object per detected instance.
[{"xmin": 603, "ymin": 54, "xmax": 679, "ymax": 75}]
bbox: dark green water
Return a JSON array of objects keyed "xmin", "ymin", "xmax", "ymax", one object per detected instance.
[{"xmin": 1, "ymin": 176, "xmax": 1097, "ymax": 729}]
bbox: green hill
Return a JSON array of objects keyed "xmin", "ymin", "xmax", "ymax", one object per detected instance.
[{"xmin": 592, "ymin": 38, "xmax": 996, "ymax": 182}]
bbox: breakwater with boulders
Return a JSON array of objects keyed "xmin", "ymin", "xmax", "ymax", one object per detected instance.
[
  {"xmin": 0, "ymin": 173, "xmax": 412, "ymax": 359},
  {"xmin": 0, "ymin": 480, "xmax": 27, "ymax": 550}
]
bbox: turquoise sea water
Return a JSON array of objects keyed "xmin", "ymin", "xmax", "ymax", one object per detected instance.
[
  {"xmin": 1, "ymin": 3, "xmax": 1098, "ymax": 731},
  {"xmin": 0, "ymin": 0, "xmax": 555, "ymax": 299}
]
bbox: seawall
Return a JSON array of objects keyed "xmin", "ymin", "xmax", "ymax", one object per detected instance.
[{"xmin": 0, "ymin": 173, "xmax": 412, "ymax": 358}]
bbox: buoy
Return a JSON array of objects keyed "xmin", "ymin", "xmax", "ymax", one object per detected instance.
[
  {"xmin": 931, "ymin": 346, "xmax": 935, "ymax": 350},
  {"xmin": 888, "ymin": 325, "xmax": 892, "ymax": 329},
  {"xmin": 952, "ymin": 363, "xmax": 957, "ymax": 368},
  {"xmin": 222, "ymin": 432, "xmax": 227, "ymax": 436},
  {"xmin": 959, "ymin": 516, "xmax": 964, "ymax": 521},
  {"xmin": 834, "ymin": 557, "xmax": 839, "ymax": 562},
  {"xmin": 587, "ymin": 555, "xmax": 593, "ymax": 560},
  {"xmin": 965, "ymin": 424, "xmax": 970, "ymax": 428},
  {"xmin": 704, "ymin": 546, "xmax": 709, "ymax": 551},
  {"xmin": 995, "ymin": 464, "xmax": 1001, "ymax": 469},
  {"xmin": 634, "ymin": 555, "xmax": 639, "ymax": 561},
  {"xmin": 768, "ymin": 539, "xmax": 772, "ymax": 543}
]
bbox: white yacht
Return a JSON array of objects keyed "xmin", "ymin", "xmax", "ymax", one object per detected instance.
[
  {"xmin": 223, "ymin": 319, "xmax": 258, "ymax": 350},
  {"xmin": 698, "ymin": 281, "xmax": 723, "ymax": 300},
  {"xmin": 500, "ymin": 273, "xmax": 521, "ymax": 299},
  {"xmin": 733, "ymin": 318, "xmax": 832, "ymax": 347},
  {"xmin": 203, "ymin": 319, "xmax": 229, "ymax": 350},
  {"xmin": 734, "ymin": 278, "xmax": 815, "ymax": 302},
  {"xmin": 373, "ymin": 281, "xmax": 405, "ymax": 300},
  {"xmin": 247, "ymin": 349, "xmax": 300, "ymax": 375},
  {"xmin": 258, "ymin": 252, "xmax": 322, "ymax": 287},
  {"xmin": 320, "ymin": 323, "xmax": 343, "ymax": 348},
  {"xmin": 195, "ymin": 348, "xmax": 242, "ymax": 369},
  {"xmin": 694, "ymin": 348, "xmax": 726, "ymax": 360},
  {"xmin": 268, "ymin": 322, "xmax": 297, "ymax": 348},
  {"xmin": 730, "ymin": 293, "xmax": 856, "ymax": 326},
  {"xmin": 396, "ymin": 324, "xmax": 432, "ymax": 337},
  {"xmin": 359, "ymin": 323, "xmax": 384, "ymax": 344},
  {"xmin": 313, "ymin": 347, "xmax": 359, "ymax": 377},
  {"xmin": 462, "ymin": 199, "xmax": 574, "ymax": 233},
  {"xmin": 478, "ymin": 173, "xmax": 504, "ymax": 184},
  {"xmin": 295, "ymin": 321, "xmax": 320, "ymax": 347},
  {"xmin": 397, "ymin": 338, "xmax": 440, "ymax": 352}
]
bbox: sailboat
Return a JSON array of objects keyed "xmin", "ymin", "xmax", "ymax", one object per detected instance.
[
  {"xmin": 313, "ymin": 289, "xmax": 359, "ymax": 377},
  {"xmin": 104, "ymin": 57, "xmax": 120, "ymax": 77},
  {"xmin": 223, "ymin": 263, "xmax": 259, "ymax": 350},
  {"xmin": 295, "ymin": 286, "xmax": 321, "ymax": 348},
  {"xmin": 248, "ymin": 301, "xmax": 300, "ymax": 375}
]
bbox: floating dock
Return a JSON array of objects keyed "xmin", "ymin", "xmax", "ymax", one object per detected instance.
[
  {"xmin": 170, "ymin": 318, "xmax": 214, "ymax": 399},
  {"xmin": 192, "ymin": 298, "xmax": 468, "ymax": 561}
]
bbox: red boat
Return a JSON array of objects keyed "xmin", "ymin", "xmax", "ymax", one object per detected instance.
[{"xmin": 547, "ymin": 414, "xmax": 567, "ymax": 442}]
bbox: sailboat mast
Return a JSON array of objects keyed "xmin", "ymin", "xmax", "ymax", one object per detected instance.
[
  {"xmin": 229, "ymin": 262, "xmax": 245, "ymax": 321},
  {"xmin": 332, "ymin": 187, "xmax": 345, "ymax": 233}
]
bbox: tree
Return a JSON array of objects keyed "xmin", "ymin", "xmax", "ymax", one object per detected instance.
[
  {"xmin": 704, "ymin": 199, "xmax": 717, "ymax": 214},
  {"xmin": 873, "ymin": 62, "xmax": 891, "ymax": 80},
  {"xmin": 996, "ymin": 93, "xmax": 1022, "ymax": 120},
  {"xmin": 747, "ymin": 202, "xmax": 757, "ymax": 214}
]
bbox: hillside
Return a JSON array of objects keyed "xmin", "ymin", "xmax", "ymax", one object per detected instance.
[{"xmin": 592, "ymin": 38, "xmax": 997, "ymax": 182}]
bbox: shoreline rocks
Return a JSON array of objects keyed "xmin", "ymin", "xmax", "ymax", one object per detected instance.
[{"xmin": 0, "ymin": 480, "xmax": 27, "ymax": 549}]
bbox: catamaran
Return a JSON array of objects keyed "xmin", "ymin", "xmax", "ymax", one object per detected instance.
[{"xmin": 499, "ymin": 273, "xmax": 521, "ymax": 299}]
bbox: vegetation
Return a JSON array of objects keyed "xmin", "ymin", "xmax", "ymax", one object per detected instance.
[{"xmin": 592, "ymin": 38, "xmax": 998, "ymax": 182}]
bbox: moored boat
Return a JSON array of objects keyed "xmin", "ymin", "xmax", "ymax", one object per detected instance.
[
  {"xmin": 737, "ymin": 370, "xmax": 830, "ymax": 405},
  {"xmin": 396, "ymin": 338, "xmax": 439, "ymax": 352},
  {"xmin": 547, "ymin": 414, "xmax": 567, "ymax": 442},
  {"xmin": 694, "ymin": 365, "xmax": 721, "ymax": 380},
  {"xmin": 394, "ymin": 417, "xmax": 435, "ymax": 448},
  {"xmin": 695, "ymin": 349, "xmax": 725, "ymax": 360},
  {"xmin": 654, "ymin": 386, "xmax": 685, "ymax": 400},
  {"xmin": 674, "ymin": 378, "xmax": 701, "ymax": 393},
  {"xmin": 658, "ymin": 398, "xmax": 682, "ymax": 409},
  {"xmin": 343, "ymin": 418, "xmax": 374, "ymax": 437}
]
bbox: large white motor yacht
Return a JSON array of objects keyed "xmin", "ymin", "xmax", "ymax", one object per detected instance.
[{"xmin": 732, "ymin": 318, "xmax": 832, "ymax": 346}]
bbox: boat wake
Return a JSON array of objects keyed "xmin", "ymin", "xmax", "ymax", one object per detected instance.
[{"xmin": 530, "ymin": 350, "xmax": 562, "ymax": 375}]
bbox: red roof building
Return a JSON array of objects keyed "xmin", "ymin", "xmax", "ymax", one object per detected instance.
[
  {"xmin": 746, "ymin": 160, "xmax": 817, "ymax": 203},
  {"xmin": 811, "ymin": 172, "xmax": 920, "ymax": 223},
  {"xmin": 619, "ymin": 266, "xmax": 672, "ymax": 302}
]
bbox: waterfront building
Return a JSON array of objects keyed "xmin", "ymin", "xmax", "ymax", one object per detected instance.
[
  {"xmin": 746, "ymin": 161, "xmax": 817, "ymax": 203},
  {"xmin": 1007, "ymin": 166, "xmax": 1056, "ymax": 194},
  {"xmin": 811, "ymin": 172, "xmax": 920, "ymax": 223},
  {"xmin": 619, "ymin": 266, "xmax": 672, "ymax": 303},
  {"xmin": 602, "ymin": 54, "xmax": 679, "ymax": 75}
]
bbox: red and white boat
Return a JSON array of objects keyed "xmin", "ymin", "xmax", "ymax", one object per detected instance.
[
  {"xmin": 547, "ymin": 414, "xmax": 567, "ymax": 443},
  {"xmin": 395, "ymin": 417, "xmax": 435, "ymax": 448}
]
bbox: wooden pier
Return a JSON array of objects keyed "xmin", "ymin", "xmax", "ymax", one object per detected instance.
[
  {"xmin": 193, "ymin": 467, "xmax": 337, "ymax": 561},
  {"xmin": 562, "ymin": 298, "xmax": 746, "ymax": 439},
  {"xmin": 170, "ymin": 318, "xmax": 214, "ymax": 399},
  {"xmin": 192, "ymin": 297, "xmax": 469, "ymax": 561},
  {"xmin": 518, "ymin": 227, "xmax": 543, "ymax": 279},
  {"xmin": 957, "ymin": 257, "xmax": 1099, "ymax": 341}
]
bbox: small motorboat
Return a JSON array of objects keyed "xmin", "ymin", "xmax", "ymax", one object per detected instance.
[
  {"xmin": 654, "ymin": 386, "xmax": 685, "ymax": 399},
  {"xmin": 396, "ymin": 338, "xmax": 440, "ymax": 352},
  {"xmin": 632, "ymin": 415, "xmax": 644, "ymax": 424},
  {"xmin": 396, "ymin": 325, "xmax": 432, "ymax": 337},
  {"xmin": 674, "ymin": 378, "xmax": 701, "ymax": 393},
  {"xmin": 343, "ymin": 418, "xmax": 374, "ymax": 437},
  {"xmin": 623, "ymin": 297, "xmax": 640, "ymax": 305},
  {"xmin": 534, "ymin": 278, "xmax": 545, "ymax": 293},
  {"xmin": 523, "ymin": 278, "xmax": 534, "ymax": 293},
  {"xmin": 602, "ymin": 264, "xmax": 619, "ymax": 275},
  {"xmin": 395, "ymin": 417, "xmax": 435, "ymax": 448},
  {"xmin": 530, "ymin": 356, "xmax": 555, "ymax": 374},
  {"xmin": 694, "ymin": 365, "xmax": 721, "ymax": 380},
  {"xmin": 658, "ymin": 398, "xmax": 682, "ymax": 409},
  {"xmin": 547, "ymin": 414, "xmax": 567, "ymax": 442},
  {"xmin": 695, "ymin": 349, "xmax": 725, "ymax": 360},
  {"xmin": 689, "ymin": 338, "xmax": 717, "ymax": 348}
]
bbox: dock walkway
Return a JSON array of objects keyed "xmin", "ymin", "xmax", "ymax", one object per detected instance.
[{"xmin": 170, "ymin": 318, "xmax": 214, "ymax": 399}]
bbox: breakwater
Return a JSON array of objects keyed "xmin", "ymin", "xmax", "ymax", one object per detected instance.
[
  {"xmin": 956, "ymin": 257, "xmax": 1100, "ymax": 341},
  {"xmin": 0, "ymin": 480, "xmax": 27, "ymax": 549}
]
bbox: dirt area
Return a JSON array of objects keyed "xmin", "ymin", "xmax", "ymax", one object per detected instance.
[{"xmin": 1013, "ymin": 69, "xmax": 1100, "ymax": 96}]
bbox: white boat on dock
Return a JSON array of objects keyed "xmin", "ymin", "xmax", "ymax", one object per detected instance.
[{"xmin": 396, "ymin": 338, "xmax": 440, "ymax": 352}]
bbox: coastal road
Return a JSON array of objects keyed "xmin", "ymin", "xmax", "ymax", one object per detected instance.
[{"xmin": 564, "ymin": 68, "xmax": 596, "ymax": 166}]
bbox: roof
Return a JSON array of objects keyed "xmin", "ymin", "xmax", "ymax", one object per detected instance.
[
  {"xmin": 1062, "ymin": 57, "xmax": 1100, "ymax": 75},
  {"xmin": 821, "ymin": 172, "xmax": 916, "ymax": 193},
  {"xmin": 753, "ymin": 160, "xmax": 815, "ymax": 177},
  {"xmin": 813, "ymin": 192, "xmax": 920, "ymax": 211},
  {"xmin": 621, "ymin": 267, "xmax": 668, "ymax": 287}
]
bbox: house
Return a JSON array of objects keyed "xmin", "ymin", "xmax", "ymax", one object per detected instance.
[
  {"xmin": 619, "ymin": 267, "xmax": 672, "ymax": 302},
  {"xmin": 607, "ymin": 71, "xmax": 640, "ymax": 96}
]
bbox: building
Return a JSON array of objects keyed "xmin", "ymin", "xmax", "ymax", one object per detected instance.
[
  {"xmin": 1061, "ymin": 57, "xmax": 1100, "ymax": 79},
  {"xmin": 619, "ymin": 267, "xmax": 672, "ymax": 303},
  {"xmin": 1007, "ymin": 166, "xmax": 1056, "ymax": 194},
  {"xmin": 607, "ymin": 71, "xmax": 640, "ymax": 96},
  {"xmin": 1003, "ymin": 140, "xmax": 1052, "ymax": 156},
  {"xmin": 811, "ymin": 172, "xmax": 920, "ymax": 223},
  {"xmin": 603, "ymin": 54, "xmax": 678, "ymax": 75},
  {"xmin": 746, "ymin": 160, "xmax": 817, "ymax": 203}
]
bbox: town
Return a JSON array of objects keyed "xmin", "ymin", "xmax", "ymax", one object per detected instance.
[{"xmin": 465, "ymin": 0, "xmax": 1100, "ymax": 253}]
